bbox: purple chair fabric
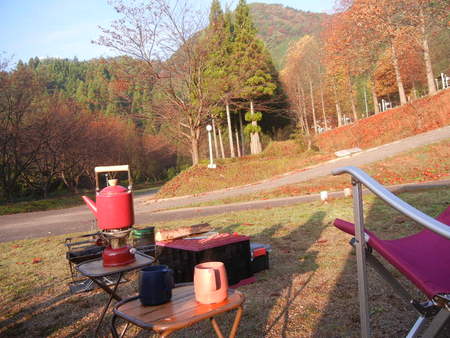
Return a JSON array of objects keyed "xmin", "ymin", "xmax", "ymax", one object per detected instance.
[{"xmin": 334, "ymin": 206, "xmax": 450, "ymax": 299}]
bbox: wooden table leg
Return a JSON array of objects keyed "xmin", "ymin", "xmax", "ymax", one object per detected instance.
[
  {"xmin": 94, "ymin": 272, "xmax": 123, "ymax": 336},
  {"xmin": 160, "ymin": 328, "xmax": 177, "ymax": 337},
  {"xmin": 210, "ymin": 317, "xmax": 225, "ymax": 338},
  {"xmin": 229, "ymin": 306, "xmax": 243, "ymax": 338}
]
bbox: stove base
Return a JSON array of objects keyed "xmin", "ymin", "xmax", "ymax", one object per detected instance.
[{"xmin": 102, "ymin": 246, "xmax": 135, "ymax": 267}]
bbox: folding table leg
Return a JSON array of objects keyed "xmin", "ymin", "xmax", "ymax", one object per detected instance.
[
  {"xmin": 90, "ymin": 276, "xmax": 122, "ymax": 301},
  {"xmin": 210, "ymin": 317, "xmax": 225, "ymax": 338},
  {"xmin": 111, "ymin": 314, "xmax": 130, "ymax": 338},
  {"xmin": 94, "ymin": 272, "xmax": 123, "ymax": 336},
  {"xmin": 229, "ymin": 306, "xmax": 243, "ymax": 338},
  {"xmin": 111, "ymin": 314, "xmax": 120, "ymax": 338}
]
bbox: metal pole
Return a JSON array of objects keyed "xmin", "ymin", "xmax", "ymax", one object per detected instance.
[{"xmin": 352, "ymin": 179, "xmax": 371, "ymax": 338}]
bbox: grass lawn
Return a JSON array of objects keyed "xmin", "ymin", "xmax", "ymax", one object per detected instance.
[
  {"xmin": 177, "ymin": 140, "xmax": 450, "ymax": 209},
  {"xmin": 0, "ymin": 185, "xmax": 160, "ymax": 216},
  {"xmin": 155, "ymin": 139, "xmax": 449, "ymax": 200},
  {"xmin": 1, "ymin": 188, "xmax": 449, "ymax": 337},
  {"xmin": 156, "ymin": 144, "xmax": 334, "ymax": 198}
]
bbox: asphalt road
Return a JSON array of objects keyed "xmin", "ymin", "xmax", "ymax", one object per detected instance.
[{"xmin": 1, "ymin": 125, "xmax": 449, "ymax": 243}]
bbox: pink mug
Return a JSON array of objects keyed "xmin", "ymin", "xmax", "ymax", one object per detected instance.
[{"xmin": 194, "ymin": 261, "xmax": 228, "ymax": 304}]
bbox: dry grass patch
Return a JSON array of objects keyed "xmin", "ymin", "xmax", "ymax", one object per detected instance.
[
  {"xmin": 186, "ymin": 139, "xmax": 450, "ymax": 208},
  {"xmin": 155, "ymin": 150, "xmax": 333, "ymax": 198},
  {"xmin": 1, "ymin": 188, "xmax": 449, "ymax": 337}
]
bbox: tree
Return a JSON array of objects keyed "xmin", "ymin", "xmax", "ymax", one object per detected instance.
[
  {"xmin": 281, "ymin": 35, "xmax": 327, "ymax": 133},
  {"xmin": 0, "ymin": 64, "xmax": 45, "ymax": 200},
  {"xmin": 204, "ymin": 2, "xmax": 237, "ymax": 158},
  {"xmin": 231, "ymin": 0, "xmax": 277, "ymax": 154},
  {"xmin": 96, "ymin": 0, "xmax": 213, "ymax": 165}
]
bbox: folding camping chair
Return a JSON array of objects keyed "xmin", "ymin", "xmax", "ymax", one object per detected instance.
[{"xmin": 332, "ymin": 166, "xmax": 450, "ymax": 338}]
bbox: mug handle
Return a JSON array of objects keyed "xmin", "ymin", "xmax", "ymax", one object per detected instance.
[{"xmin": 206, "ymin": 269, "xmax": 218, "ymax": 291}]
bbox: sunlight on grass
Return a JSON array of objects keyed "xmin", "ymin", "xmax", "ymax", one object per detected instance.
[
  {"xmin": 174, "ymin": 139, "xmax": 450, "ymax": 209},
  {"xmin": 1, "ymin": 188, "xmax": 449, "ymax": 336}
]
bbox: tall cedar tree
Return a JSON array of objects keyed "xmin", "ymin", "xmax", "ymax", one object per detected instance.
[
  {"xmin": 232, "ymin": 0, "xmax": 276, "ymax": 154},
  {"xmin": 205, "ymin": 1, "xmax": 237, "ymax": 158}
]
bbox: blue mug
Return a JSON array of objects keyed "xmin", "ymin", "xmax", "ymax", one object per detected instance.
[{"xmin": 138, "ymin": 265, "xmax": 174, "ymax": 306}]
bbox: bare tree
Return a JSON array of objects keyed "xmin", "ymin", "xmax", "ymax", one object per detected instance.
[{"xmin": 95, "ymin": 0, "xmax": 213, "ymax": 165}]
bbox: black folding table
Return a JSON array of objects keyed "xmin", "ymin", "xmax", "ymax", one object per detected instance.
[{"xmin": 76, "ymin": 251, "xmax": 154, "ymax": 336}]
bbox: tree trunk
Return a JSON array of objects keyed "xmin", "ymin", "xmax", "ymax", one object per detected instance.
[
  {"xmin": 225, "ymin": 101, "xmax": 235, "ymax": 158},
  {"xmin": 347, "ymin": 75, "xmax": 358, "ymax": 122},
  {"xmin": 190, "ymin": 130, "xmax": 199, "ymax": 165},
  {"xmin": 309, "ymin": 76, "xmax": 318, "ymax": 134},
  {"xmin": 333, "ymin": 82, "xmax": 342, "ymax": 127},
  {"xmin": 212, "ymin": 118, "xmax": 219, "ymax": 159},
  {"xmin": 239, "ymin": 112, "xmax": 245, "ymax": 156},
  {"xmin": 217, "ymin": 124, "xmax": 225, "ymax": 159},
  {"xmin": 371, "ymin": 80, "xmax": 380, "ymax": 114},
  {"xmin": 295, "ymin": 84, "xmax": 305, "ymax": 133},
  {"xmin": 235, "ymin": 127, "xmax": 241, "ymax": 157},
  {"xmin": 420, "ymin": 8, "xmax": 437, "ymax": 95},
  {"xmin": 249, "ymin": 100, "xmax": 262, "ymax": 154},
  {"xmin": 319, "ymin": 76, "xmax": 328, "ymax": 130},
  {"xmin": 390, "ymin": 42, "xmax": 407, "ymax": 105},
  {"xmin": 300, "ymin": 86, "xmax": 310, "ymax": 134}
]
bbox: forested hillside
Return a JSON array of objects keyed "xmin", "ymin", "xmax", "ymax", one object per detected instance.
[
  {"xmin": 0, "ymin": 57, "xmax": 177, "ymax": 201},
  {"xmin": 249, "ymin": 3, "xmax": 327, "ymax": 69}
]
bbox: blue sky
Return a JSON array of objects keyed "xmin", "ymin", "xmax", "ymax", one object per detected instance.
[{"xmin": 0, "ymin": 0, "xmax": 335, "ymax": 64}]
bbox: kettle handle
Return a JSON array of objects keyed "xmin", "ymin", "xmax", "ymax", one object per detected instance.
[{"xmin": 94, "ymin": 165, "xmax": 132, "ymax": 192}]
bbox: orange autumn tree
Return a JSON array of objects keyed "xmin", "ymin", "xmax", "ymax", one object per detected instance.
[
  {"xmin": 280, "ymin": 35, "xmax": 328, "ymax": 134},
  {"xmin": 397, "ymin": 0, "xmax": 449, "ymax": 95},
  {"xmin": 342, "ymin": 0, "xmax": 411, "ymax": 105}
]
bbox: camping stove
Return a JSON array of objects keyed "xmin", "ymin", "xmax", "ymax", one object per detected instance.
[{"xmin": 82, "ymin": 165, "xmax": 136, "ymax": 267}]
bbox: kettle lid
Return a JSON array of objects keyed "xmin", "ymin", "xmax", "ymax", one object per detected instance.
[{"xmin": 99, "ymin": 185, "xmax": 128, "ymax": 196}]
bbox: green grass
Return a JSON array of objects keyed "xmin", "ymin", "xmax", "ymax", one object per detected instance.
[
  {"xmin": 0, "ymin": 185, "xmax": 160, "ymax": 216},
  {"xmin": 0, "ymin": 194, "xmax": 94, "ymax": 216},
  {"xmin": 1, "ymin": 188, "xmax": 449, "ymax": 337}
]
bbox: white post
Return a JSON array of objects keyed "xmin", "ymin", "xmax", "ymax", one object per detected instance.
[{"xmin": 206, "ymin": 125, "xmax": 216, "ymax": 169}]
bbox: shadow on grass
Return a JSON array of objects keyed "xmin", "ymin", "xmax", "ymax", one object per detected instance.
[
  {"xmin": 312, "ymin": 189, "xmax": 450, "ymax": 337},
  {"xmin": 0, "ymin": 278, "xmax": 140, "ymax": 337},
  {"xmin": 218, "ymin": 211, "xmax": 328, "ymax": 337}
]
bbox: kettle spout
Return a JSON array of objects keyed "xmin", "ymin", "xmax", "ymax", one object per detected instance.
[{"xmin": 82, "ymin": 195, "xmax": 98, "ymax": 217}]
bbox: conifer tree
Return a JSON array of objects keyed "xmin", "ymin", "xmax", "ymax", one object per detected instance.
[
  {"xmin": 205, "ymin": 1, "xmax": 237, "ymax": 157},
  {"xmin": 231, "ymin": 0, "xmax": 276, "ymax": 154}
]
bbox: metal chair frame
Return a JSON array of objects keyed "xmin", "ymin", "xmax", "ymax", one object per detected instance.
[{"xmin": 333, "ymin": 166, "xmax": 450, "ymax": 338}]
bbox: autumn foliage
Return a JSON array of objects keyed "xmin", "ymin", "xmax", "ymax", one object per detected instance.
[{"xmin": 315, "ymin": 89, "xmax": 450, "ymax": 152}]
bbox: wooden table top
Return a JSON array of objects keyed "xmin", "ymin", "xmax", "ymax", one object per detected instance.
[
  {"xmin": 76, "ymin": 252, "xmax": 154, "ymax": 278},
  {"xmin": 114, "ymin": 285, "xmax": 245, "ymax": 333}
]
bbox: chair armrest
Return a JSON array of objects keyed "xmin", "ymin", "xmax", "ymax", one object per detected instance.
[{"xmin": 333, "ymin": 166, "xmax": 450, "ymax": 239}]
